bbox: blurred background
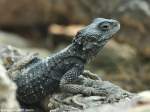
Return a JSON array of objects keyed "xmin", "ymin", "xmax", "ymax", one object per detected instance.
[{"xmin": 0, "ymin": 0, "xmax": 149, "ymax": 92}]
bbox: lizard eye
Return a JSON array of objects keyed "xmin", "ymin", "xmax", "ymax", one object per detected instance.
[{"xmin": 98, "ymin": 22, "xmax": 111, "ymax": 31}]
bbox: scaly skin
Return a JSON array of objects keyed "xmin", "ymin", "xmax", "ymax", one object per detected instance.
[{"xmin": 13, "ymin": 18, "xmax": 120, "ymax": 105}]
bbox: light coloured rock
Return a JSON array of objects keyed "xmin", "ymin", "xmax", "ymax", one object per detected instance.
[
  {"xmin": 0, "ymin": 31, "xmax": 30, "ymax": 48},
  {"xmin": 0, "ymin": 64, "xmax": 20, "ymax": 112},
  {"xmin": 137, "ymin": 91, "xmax": 150, "ymax": 104},
  {"xmin": 128, "ymin": 105, "xmax": 150, "ymax": 112},
  {"xmin": 90, "ymin": 40, "xmax": 138, "ymax": 69},
  {"xmin": 128, "ymin": 91, "xmax": 150, "ymax": 112}
]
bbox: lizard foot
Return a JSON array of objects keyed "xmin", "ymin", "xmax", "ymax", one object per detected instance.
[{"xmin": 82, "ymin": 87, "xmax": 107, "ymax": 96}]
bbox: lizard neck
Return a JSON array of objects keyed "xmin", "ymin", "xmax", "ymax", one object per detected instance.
[
  {"xmin": 47, "ymin": 42, "xmax": 104, "ymax": 64},
  {"xmin": 66, "ymin": 43, "xmax": 101, "ymax": 63}
]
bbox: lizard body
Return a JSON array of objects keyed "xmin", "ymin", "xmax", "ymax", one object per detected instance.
[{"xmin": 13, "ymin": 18, "xmax": 120, "ymax": 105}]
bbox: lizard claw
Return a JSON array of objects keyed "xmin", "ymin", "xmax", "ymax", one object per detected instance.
[
  {"xmin": 83, "ymin": 70, "xmax": 101, "ymax": 80},
  {"xmin": 105, "ymin": 94, "xmax": 120, "ymax": 103}
]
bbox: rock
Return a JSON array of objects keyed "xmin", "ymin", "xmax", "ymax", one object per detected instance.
[
  {"xmin": 42, "ymin": 76, "xmax": 134, "ymax": 111},
  {"xmin": 128, "ymin": 91, "xmax": 150, "ymax": 112},
  {"xmin": 128, "ymin": 105, "xmax": 150, "ymax": 112},
  {"xmin": 0, "ymin": 64, "xmax": 20, "ymax": 112},
  {"xmin": 72, "ymin": 91, "xmax": 150, "ymax": 112},
  {"xmin": 137, "ymin": 91, "xmax": 150, "ymax": 105},
  {"xmin": 83, "ymin": 97, "xmax": 138, "ymax": 112},
  {"xmin": 0, "ymin": 31, "xmax": 50, "ymax": 58},
  {"xmin": 0, "ymin": 31, "xmax": 31, "ymax": 48},
  {"xmin": 90, "ymin": 40, "xmax": 138, "ymax": 70},
  {"xmin": 0, "ymin": 45, "xmax": 50, "ymax": 71}
]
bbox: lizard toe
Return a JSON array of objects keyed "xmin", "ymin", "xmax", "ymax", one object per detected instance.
[{"xmin": 81, "ymin": 87, "xmax": 95, "ymax": 96}]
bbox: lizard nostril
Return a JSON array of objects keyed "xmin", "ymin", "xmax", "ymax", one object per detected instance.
[
  {"xmin": 112, "ymin": 20, "xmax": 120, "ymax": 27},
  {"xmin": 113, "ymin": 23, "xmax": 118, "ymax": 27}
]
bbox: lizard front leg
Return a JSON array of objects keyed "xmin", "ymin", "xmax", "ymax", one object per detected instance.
[
  {"xmin": 83, "ymin": 70, "xmax": 101, "ymax": 80},
  {"xmin": 59, "ymin": 64, "xmax": 105, "ymax": 96}
]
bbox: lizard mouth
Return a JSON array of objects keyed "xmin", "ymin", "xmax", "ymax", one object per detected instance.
[
  {"xmin": 112, "ymin": 21, "xmax": 120, "ymax": 33},
  {"xmin": 98, "ymin": 37, "xmax": 110, "ymax": 43}
]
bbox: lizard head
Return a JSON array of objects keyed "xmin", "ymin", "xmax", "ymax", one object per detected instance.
[{"xmin": 72, "ymin": 18, "xmax": 120, "ymax": 58}]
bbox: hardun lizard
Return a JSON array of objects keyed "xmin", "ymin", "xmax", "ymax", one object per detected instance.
[{"xmin": 12, "ymin": 18, "xmax": 120, "ymax": 105}]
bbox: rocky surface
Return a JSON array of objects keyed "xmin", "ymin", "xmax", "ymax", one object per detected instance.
[
  {"xmin": 0, "ymin": 31, "xmax": 31, "ymax": 48},
  {"xmin": 84, "ymin": 91, "xmax": 150, "ymax": 112},
  {"xmin": 0, "ymin": 64, "xmax": 20, "ymax": 112},
  {"xmin": 42, "ymin": 78, "xmax": 134, "ymax": 112}
]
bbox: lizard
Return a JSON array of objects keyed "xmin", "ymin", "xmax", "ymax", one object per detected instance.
[{"xmin": 12, "ymin": 18, "xmax": 120, "ymax": 106}]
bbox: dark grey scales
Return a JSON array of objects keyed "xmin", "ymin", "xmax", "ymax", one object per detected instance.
[{"xmin": 13, "ymin": 18, "xmax": 120, "ymax": 105}]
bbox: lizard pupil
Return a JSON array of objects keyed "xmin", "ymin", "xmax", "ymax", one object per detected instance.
[
  {"xmin": 103, "ymin": 25, "xmax": 109, "ymax": 29},
  {"xmin": 101, "ymin": 24, "xmax": 110, "ymax": 30},
  {"xmin": 99, "ymin": 22, "xmax": 110, "ymax": 31}
]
